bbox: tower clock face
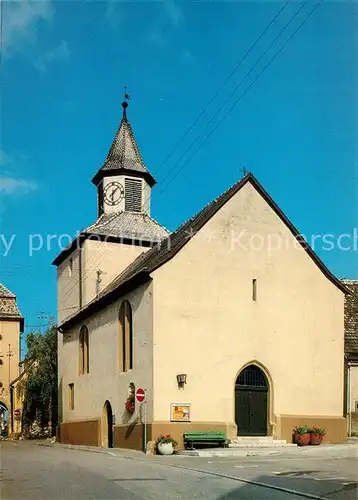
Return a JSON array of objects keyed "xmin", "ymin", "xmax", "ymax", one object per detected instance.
[{"xmin": 103, "ymin": 181, "xmax": 124, "ymax": 206}]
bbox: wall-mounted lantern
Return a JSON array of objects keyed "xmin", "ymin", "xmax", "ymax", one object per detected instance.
[{"xmin": 177, "ymin": 374, "xmax": 187, "ymax": 388}]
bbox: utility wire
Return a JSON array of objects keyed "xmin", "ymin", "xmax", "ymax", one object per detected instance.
[
  {"xmin": 152, "ymin": 0, "xmax": 291, "ymax": 177},
  {"xmin": 157, "ymin": 0, "xmax": 324, "ymax": 196},
  {"xmin": 158, "ymin": 0, "xmax": 308, "ymax": 190}
]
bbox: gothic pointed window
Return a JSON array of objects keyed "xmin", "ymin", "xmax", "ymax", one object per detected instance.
[
  {"xmin": 79, "ymin": 326, "xmax": 89, "ymax": 374},
  {"xmin": 119, "ymin": 300, "xmax": 133, "ymax": 372}
]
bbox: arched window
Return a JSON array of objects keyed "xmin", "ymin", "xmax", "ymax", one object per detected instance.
[
  {"xmin": 119, "ymin": 301, "xmax": 133, "ymax": 372},
  {"xmin": 79, "ymin": 325, "xmax": 89, "ymax": 374}
]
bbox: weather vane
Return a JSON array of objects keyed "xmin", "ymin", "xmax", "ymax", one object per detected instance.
[{"xmin": 124, "ymin": 86, "xmax": 131, "ymax": 102}]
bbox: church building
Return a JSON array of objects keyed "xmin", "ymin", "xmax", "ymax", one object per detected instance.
[{"xmin": 55, "ymin": 99, "xmax": 348, "ymax": 449}]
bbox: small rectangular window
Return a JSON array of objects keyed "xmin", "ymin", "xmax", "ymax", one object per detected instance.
[
  {"xmin": 252, "ymin": 279, "xmax": 257, "ymax": 301},
  {"xmin": 69, "ymin": 258, "xmax": 73, "ymax": 278},
  {"xmin": 69, "ymin": 383, "xmax": 74, "ymax": 410},
  {"xmin": 125, "ymin": 178, "xmax": 142, "ymax": 212}
]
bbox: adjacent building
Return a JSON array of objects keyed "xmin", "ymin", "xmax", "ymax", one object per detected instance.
[
  {"xmin": 0, "ymin": 283, "xmax": 24, "ymax": 434},
  {"xmin": 342, "ymin": 280, "xmax": 358, "ymax": 435},
  {"xmin": 55, "ymin": 100, "xmax": 349, "ymax": 450}
]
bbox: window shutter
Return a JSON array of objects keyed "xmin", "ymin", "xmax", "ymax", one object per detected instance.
[{"xmin": 125, "ymin": 178, "xmax": 142, "ymax": 212}]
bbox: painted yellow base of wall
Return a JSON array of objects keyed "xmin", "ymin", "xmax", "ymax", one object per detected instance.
[
  {"xmin": 60, "ymin": 418, "xmax": 101, "ymax": 447},
  {"xmin": 276, "ymin": 415, "xmax": 347, "ymax": 444},
  {"xmin": 59, "ymin": 415, "xmax": 347, "ymax": 450}
]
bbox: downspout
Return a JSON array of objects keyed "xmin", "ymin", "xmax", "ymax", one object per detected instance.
[
  {"xmin": 79, "ymin": 238, "xmax": 83, "ymax": 310},
  {"xmin": 347, "ymin": 363, "xmax": 352, "ymax": 437}
]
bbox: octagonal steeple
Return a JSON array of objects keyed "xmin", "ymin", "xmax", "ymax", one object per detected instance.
[
  {"xmin": 92, "ymin": 99, "xmax": 156, "ymax": 188},
  {"xmin": 93, "ymin": 98, "xmax": 156, "ymax": 217}
]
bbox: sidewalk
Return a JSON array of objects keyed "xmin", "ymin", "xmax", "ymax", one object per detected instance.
[{"xmin": 32, "ymin": 439, "xmax": 358, "ymax": 460}]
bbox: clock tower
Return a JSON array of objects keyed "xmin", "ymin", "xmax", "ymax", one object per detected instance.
[
  {"xmin": 54, "ymin": 95, "xmax": 169, "ymax": 322},
  {"xmin": 92, "ymin": 98, "xmax": 156, "ymax": 217}
]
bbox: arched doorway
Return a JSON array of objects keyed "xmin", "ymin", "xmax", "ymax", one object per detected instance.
[
  {"xmin": 235, "ymin": 364, "xmax": 268, "ymax": 436},
  {"xmin": 102, "ymin": 401, "xmax": 113, "ymax": 448},
  {"xmin": 0, "ymin": 402, "xmax": 8, "ymax": 436}
]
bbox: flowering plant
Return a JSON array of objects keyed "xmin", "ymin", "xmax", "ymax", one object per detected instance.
[
  {"xmin": 155, "ymin": 434, "xmax": 177, "ymax": 446},
  {"xmin": 293, "ymin": 425, "xmax": 310, "ymax": 435},
  {"xmin": 309, "ymin": 426, "xmax": 326, "ymax": 436},
  {"xmin": 125, "ymin": 394, "xmax": 135, "ymax": 414}
]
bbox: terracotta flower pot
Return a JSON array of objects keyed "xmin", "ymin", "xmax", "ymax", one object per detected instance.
[
  {"xmin": 294, "ymin": 433, "xmax": 310, "ymax": 446},
  {"xmin": 310, "ymin": 433, "xmax": 323, "ymax": 445}
]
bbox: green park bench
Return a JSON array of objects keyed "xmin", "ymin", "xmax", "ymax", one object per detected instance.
[{"xmin": 183, "ymin": 431, "xmax": 228, "ymax": 450}]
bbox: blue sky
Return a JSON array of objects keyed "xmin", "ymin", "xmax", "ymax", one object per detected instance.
[{"xmin": 0, "ymin": 0, "xmax": 357, "ymax": 350}]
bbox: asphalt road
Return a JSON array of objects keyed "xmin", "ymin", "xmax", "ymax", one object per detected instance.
[{"xmin": 1, "ymin": 441, "xmax": 357, "ymax": 500}]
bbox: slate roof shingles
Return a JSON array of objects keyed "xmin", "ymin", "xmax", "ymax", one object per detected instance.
[
  {"xmin": 92, "ymin": 109, "xmax": 156, "ymax": 186},
  {"xmin": 85, "ymin": 211, "xmax": 169, "ymax": 242},
  {"xmin": 0, "ymin": 283, "xmax": 15, "ymax": 298},
  {"xmin": 342, "ymin": 280, "xmax": 358, "ymax": 359},
  {"xmin": 0, "ymin": 283, "xmax": 23, "ymax": 322}
]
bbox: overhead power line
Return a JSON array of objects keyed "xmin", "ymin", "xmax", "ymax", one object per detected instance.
[
  {"xmin": 157, "ymin": 0, "xmax": 308, "ymax": 191},
  {"xmin": 153, "ymin": 0, "xmax": 291, "ymax": 177},
  {"xmin": 157, "ymin": 0, "xmax": 324, "ymax": 196}
]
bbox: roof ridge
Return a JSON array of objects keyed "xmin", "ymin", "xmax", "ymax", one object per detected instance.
[
  {"xmin": 97, "ymin": 246, "xmax": 151, "ymax": 299},
  {"xmin": 174, "ymin": 178, "xmax": 240, "ymax": 234}
]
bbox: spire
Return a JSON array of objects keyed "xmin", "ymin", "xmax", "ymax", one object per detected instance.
[{"xmin": 92, "ymin": 92, "xmax": 156, "ymax": 187}]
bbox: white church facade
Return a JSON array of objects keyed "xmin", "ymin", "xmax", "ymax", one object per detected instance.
[{"xmin": 55, "ymin": 99, "xmax": 348, "ymax": 449}]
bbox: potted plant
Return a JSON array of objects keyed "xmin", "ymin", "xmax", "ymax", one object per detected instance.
[
  {"xmin": 125, "ymin": 393, "xmax": 135, "ymax": 414},
  {"xmin": 293, "ymin": 425, "xmax": 310, "ymax": 446},
  {"xmin": 155, "ymin": 434, "xmax": 177, "ymax": 455},
  {"xmin": 309, "ymin": 426, "xmax": 326, "ymax": 445}
]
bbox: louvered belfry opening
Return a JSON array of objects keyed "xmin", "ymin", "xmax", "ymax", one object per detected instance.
[{"xmin": 125, "ymin": 178, "xmax": 142, "ymax": 212}]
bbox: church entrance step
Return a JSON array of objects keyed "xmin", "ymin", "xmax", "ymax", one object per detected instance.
[{"xmin": 229, "ymin": 436, "xmax": 296, "ymax": 448}]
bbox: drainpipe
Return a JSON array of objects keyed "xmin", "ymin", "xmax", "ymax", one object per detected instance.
[
  {"xmin": 347, "ymin": 363, "xmax": 352, "ymax": 438},
  {"xmin": 79, "ymin": 238, "xmax": 83, "ymax": 309}
]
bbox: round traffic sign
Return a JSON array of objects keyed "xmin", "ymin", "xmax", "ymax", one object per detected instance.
[{"xmin": 136, "ymin": 388, "xmax": 145, "ymax": 403}]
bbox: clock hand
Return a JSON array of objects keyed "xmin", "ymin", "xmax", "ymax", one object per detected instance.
[{"xmin": 110, "ymin": 187, "xmax": 118, "ymax": 201}]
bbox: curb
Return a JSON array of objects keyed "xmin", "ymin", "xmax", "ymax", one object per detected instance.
[
  {"xmin": 36, "ymin": 442, "xmax": 115, "ymax": 455},
  {"xmin": 177, "ymin": 449, "xmax": 283, "ymax": 458}
]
